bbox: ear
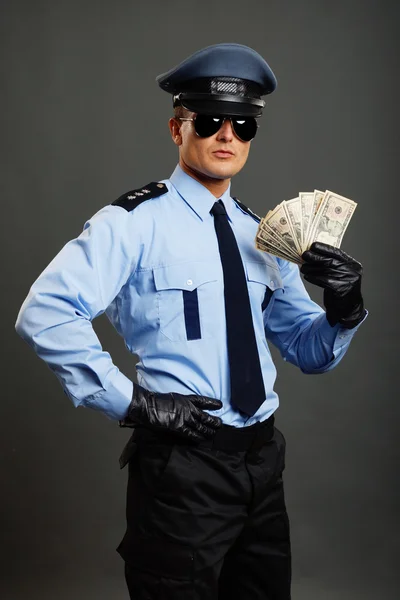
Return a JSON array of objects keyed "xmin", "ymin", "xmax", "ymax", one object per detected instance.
[{"xmin": 168, "ymin": 117, "xmax": 183, "ymax": 146}]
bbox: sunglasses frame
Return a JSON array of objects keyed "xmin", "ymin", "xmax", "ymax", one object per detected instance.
[{"xmin": 177, "ymin": 114, "xmax": 259, "ymax": 142}]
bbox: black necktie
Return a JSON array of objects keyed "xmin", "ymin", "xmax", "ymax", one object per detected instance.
[{"xmin": 210, "ymin": 200, "xmax": 266, "ymax": 416}]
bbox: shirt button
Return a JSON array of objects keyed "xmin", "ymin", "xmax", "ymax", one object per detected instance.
[
  {"xmin": 187, "ymin": 279, "xmax": 193, "ymax": 286},
  {"xmin": 270, "ymin": 280, "xmax": 275, "ymax": 289}
]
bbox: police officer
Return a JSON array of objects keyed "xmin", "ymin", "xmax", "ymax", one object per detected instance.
[{"xmin": 15, "ymin": 43, "xmax": 367, "ymax": 599}]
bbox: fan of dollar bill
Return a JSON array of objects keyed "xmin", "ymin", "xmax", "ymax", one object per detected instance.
[{"xmin": 255, "ymin": 190, "xmax": 357, "ymax": 265}]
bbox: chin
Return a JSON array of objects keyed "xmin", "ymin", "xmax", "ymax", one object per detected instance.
[
  {"xmin": 206, "ymin": 162, "xmax": 239, "ymax": 180},
  {"xmin": 214, "ymin": 168, "xmax": 238, "ymax": 180}
]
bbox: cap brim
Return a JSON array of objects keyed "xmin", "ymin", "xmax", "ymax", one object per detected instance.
[{"xmin": 180, "ymin": 98, "xmax": 263, "ymax": 118}]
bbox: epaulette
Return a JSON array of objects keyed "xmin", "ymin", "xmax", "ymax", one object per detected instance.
[
  {"xmin": 233, "ymin": 197, "xmax": 261, "ymax": 223},
  {"xmin": 112, "ymin": 181, "xmax": 168, "ymax": 212}
]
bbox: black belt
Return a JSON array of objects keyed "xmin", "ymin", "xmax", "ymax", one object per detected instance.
[
  {"xmin": 199, "ymin": 413, "xmax": 275, "ymax": 452},
  {"xmin": 119, "ymin": 413, "xmax": 275, "ymax": 469}
]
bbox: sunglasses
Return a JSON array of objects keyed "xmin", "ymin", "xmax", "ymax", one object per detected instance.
[{"xmin": 178, "ymin": 114, "xmax": 259, "ymax": 142}]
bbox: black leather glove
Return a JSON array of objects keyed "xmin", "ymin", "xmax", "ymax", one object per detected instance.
[
  {"xmin": 119, "ymin": 383, "xmax": 223, "ymax": 442},
  {"xmin": 301, "ymin": 242, "xmax": 366, "ymax": 329}
]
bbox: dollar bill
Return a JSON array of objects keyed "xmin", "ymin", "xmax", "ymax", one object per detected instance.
[
  {"xmin": 255, "ymin": 188, "xmax": 357, "ymax": 264},
  {"xmin": 303, "ymin": 189, "xmax": 324, "ymax": 250},
  {"xmin": 255, "ymin": 234, "xmax": 302, "ymax": 264},
  {"xmin": 258, "ymin": 218, "xmax": 301, "ymax": 261},
  {"xmin": 299, "ymin": 192, "xmax": 315, "ymax": 252},
  {"xmin": 307, "ymin": 190, "xmax": 357, "ymax": 247},
  {"xmin": 262, "ymin": 202, "xmax": 300, "ymax": 257},
  {"xmin": 284, "ymin": 196, "xmax": 303, "ymax": 254}
]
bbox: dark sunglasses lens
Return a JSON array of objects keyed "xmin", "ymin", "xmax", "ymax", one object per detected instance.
[
  {"xmin": 193, "ymin": 115, "xmax": 258, "ymax": 141},
  {"xmin": 232, "ymin": 118, "xmax": 258, "ymax": 141},
  {"xmin": 194, "ymin": 115, "xmax": 223, "ymax": 137}
]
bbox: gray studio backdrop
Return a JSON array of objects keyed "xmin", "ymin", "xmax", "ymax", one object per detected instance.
[{"xmin": 2, "ymin": 0, "xmax": 399, "ymax": 599}]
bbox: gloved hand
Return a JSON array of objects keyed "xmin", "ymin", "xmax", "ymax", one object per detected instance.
[
  {"xmin": 301, "ymin": 242, "xmax": 366, "ymax": 329},
  {"xmin": 119, "ymin": 383, "xmax": 223, "ymax": 442}
]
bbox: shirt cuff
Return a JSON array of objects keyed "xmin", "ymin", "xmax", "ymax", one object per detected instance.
[
  {"xmin": 302, "ymin": 309, "xmax": 368, "ymax": 374},
  {"xmin": 331, "ymin": 308, "xmax": 368, "ymax": 354},
  {"xmin": 85, "ymin": 370, "xmax": 133, "ymax": 421}
]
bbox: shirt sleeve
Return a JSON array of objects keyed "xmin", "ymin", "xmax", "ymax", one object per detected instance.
[
  {"xmin": 264, "ymin": 259, "xmax": 367, "ymax": 373},
  {"xmin": 14, "ymin": 204, "xmax": 136, "ymax": 420}
]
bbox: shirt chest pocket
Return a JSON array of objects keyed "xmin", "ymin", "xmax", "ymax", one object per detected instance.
[
  {"xmin": 245, "ymin": 260, "xmax": 284, "ymax": 320},
  {"xmin": 153, "ymin": 262, "xmax": 219, "ymax": 342}
]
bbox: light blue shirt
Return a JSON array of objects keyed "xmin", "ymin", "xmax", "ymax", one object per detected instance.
[{"xmin": 15, "ymin": 164, "xmax": 365, "ymax": 427}]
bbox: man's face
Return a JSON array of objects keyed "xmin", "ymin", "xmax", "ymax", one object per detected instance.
[{"xmin": 169, "ymin": 110, "xmax": 252, "ymax": 182}]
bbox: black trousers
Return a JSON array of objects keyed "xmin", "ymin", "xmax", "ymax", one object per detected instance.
[{"xmin": 117, "ymin": 414, "xmax": 291, "ymax": 599}]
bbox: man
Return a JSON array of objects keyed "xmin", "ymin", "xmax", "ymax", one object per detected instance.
[{"xmin": 15, "ymin": 43, "xmax": 366, "ymax": 599}]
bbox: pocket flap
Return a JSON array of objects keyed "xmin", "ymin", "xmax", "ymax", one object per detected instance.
[
  {"xmin": 153, "ymin": 262, "xmax": 219, "ymax": 291},
  {"xmin": 245, "ymin": 261, "xmax": 283, "ymax": 291}
]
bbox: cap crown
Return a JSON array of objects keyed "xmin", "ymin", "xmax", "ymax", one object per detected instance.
[{"xmin": 156, "ymin": 43, "xmax": 277, "ymax": 117}]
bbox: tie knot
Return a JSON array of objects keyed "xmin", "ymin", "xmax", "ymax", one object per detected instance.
[{"xmin": 210, "ymin": 200, "xmax": 227, "ymax": 216}]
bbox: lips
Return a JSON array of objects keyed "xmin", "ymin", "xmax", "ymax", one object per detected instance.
[{"xmin": 213, "ymin": 150, "xmax": 234, "ymax": 157}]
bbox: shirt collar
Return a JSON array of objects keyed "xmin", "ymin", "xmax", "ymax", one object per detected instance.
[{"xmin": 169, "ymin": 163, "xmax": 234, "ymax": 222}]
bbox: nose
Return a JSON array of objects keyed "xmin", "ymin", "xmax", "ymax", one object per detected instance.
[{"xmin": 216, "ymin": 118, "xmax": 234, "ymax": 142}]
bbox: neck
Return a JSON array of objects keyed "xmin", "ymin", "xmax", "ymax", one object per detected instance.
[{"xmin": 179, "ymin": 160, "xmax": 230, "ymax": 198}]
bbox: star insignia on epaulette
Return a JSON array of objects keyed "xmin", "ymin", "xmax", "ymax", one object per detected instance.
[{"xmin": 112, "ymin": 181, "xmax": 168, "ymax": 212}]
